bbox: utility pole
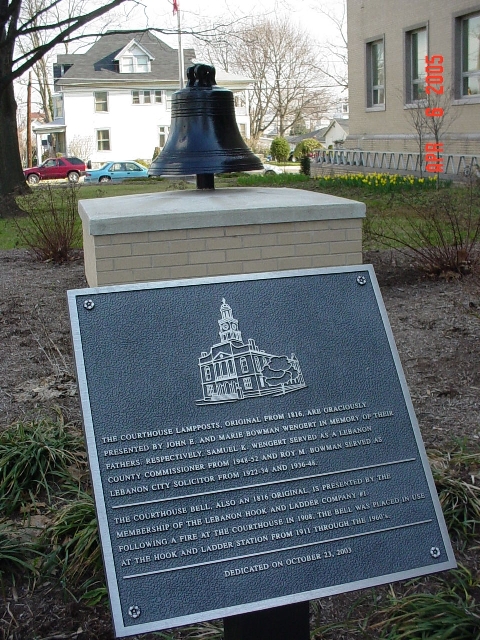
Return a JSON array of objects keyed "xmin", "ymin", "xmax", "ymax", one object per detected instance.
[
  {"xmin": 26, "ymin": 71, "xmax": 32, "ymax": 167},
  {"xmin": 173, "ymin": 0, "xmax": 184, "ymax": 89}
]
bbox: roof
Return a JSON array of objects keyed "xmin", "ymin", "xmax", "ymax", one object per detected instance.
[
  {"xmin": 287, "ymin": 128, "xmax": 329, "ymax": 144},
  {"xmin": 54, "ymin": 30, "xmax": 253, "ymax": 89},
  {"xmin": 55, "ymin": 30, "xmax": 196, "ymax": 86},
  {"xmin": 285, "ymin": 120, "xmax": 350, "ymax": 146},
  {"xmin": 332, "ymin": 118, "xmax": 349, "ymax": 133}
]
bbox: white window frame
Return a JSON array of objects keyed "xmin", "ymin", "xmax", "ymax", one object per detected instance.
[
  {"xmin": 132, "ymin": 90, "xmax": 164, "ymax": 105},
  {"xmin": 405, "ymin": 26, "xmax": 428, "ymax": 105},
  {"xmin": 136, "ymin": 55, "xmax": 149, "ymax": 72},
  {"xmin": 53, "ymin": 94, "xmax": 64, "ymax": 119},
  {"xmin": 120, "ymin": 55, "xmax": 150, "ymax": 74},
  {"xmin": 120, "ymin": 57, "xmax": 134, "ymax": 73},
  {"xmin": 234, "ymin": 92, "xmax": 246, "ymax": 108},
  {"xmin": 96, "ymin": 129, "xmax": 111, "ymax": 152},
  {"xmin": 94, "ymin": 91, "xmax": 108, "ymax": 113},
  {"xmin": 158, "ymin": 125, "xmax": 169, "ymax": 149},
  {"xmin": 366, "ymin": 36, "xmax": 385, "ymax": 110},
  {"xmin": 455, "ymin": 11, "xmax": 480, "ymax": 101}
]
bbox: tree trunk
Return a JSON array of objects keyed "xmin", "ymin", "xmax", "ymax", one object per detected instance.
[{"xmin": 0, "ymin": 80, "xmax": 28, "ymax": 199}]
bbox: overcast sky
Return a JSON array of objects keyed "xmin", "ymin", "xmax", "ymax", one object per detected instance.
[
  {"xmin": 117, "ymin": 0, "xmax": 348, "ymax": 97},
  {"xmin": 125, "ymin": 0, "xmax": 346, "ymax": 53}
]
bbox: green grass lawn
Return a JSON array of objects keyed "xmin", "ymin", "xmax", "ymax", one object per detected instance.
[
  {"xmin": 0, "ymin": 178, "xmax": 195, "ymax": 250},
  {"xmin": 1, "ymin": 176, "xmax": 475, "ymax": 267}
]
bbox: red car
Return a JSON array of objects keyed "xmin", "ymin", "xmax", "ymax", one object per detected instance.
[{"xmin": 24, "ymin": 157, "xmax": 86, "ymax": 185}]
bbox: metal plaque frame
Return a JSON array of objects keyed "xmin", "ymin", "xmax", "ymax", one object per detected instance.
[{"xmin": 68, "ymin": 266, "xmax": 456, "ymax": 638}]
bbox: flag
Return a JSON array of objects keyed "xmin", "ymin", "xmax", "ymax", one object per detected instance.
[{"xmin": 173, "ymin": 0, "xmax": 179, "ymax": 15}]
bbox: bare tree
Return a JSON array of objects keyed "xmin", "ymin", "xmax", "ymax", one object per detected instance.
[
  {"xmin": 0, "ymin": 0, "xmax": 143, "ymax": 202},
  {"xmin": 17, "ymin": 0, "xmax": 55, "ymax": 121},
  {"xmin": 16, "ymin": 99, "xmax": 28, "ymax": 165},
  {"xmin": 404, "ymin": 102, "xmax": 428, "ymax": 177},
  {"xmin": 196, "ymin": 17, "xmax": 332, "ymax": 140},
  {"xmin": 404, "ymin": 87, "xmax": 458, "ymax": 183},
  {"xmin": 67, "ymin": 133, "xmax": 94, "ymax": 160},
  {"xmin": 313, "ymin": 0, "xmax": 348, "ymax": 91}
]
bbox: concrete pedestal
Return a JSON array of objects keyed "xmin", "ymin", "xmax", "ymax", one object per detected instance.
[{"xmin": 78, "ymin": 187, "xmax": 365, "ymax": 287}]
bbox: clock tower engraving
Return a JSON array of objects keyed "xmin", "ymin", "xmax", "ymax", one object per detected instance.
[
  {"xmin": 198, "ymin": 299, "xmax": 306, "ymax": 404},
  {"xmin": 218, "ymin": 298, "xmax": 242, "ymax": 343}
]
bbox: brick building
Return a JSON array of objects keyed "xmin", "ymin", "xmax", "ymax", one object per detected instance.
[{"xmin": 345, "ymin": 0, "xmax": 480, "ymax": 156}]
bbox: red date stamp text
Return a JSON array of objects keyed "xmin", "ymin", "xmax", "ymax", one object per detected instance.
[{"xmin": 424, "ymin": 55, "xmax": 444, "ymax": 173}]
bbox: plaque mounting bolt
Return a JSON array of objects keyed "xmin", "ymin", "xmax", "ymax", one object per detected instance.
[
  {"xmin": 128, "ymin": 605, "xmax": 141, "ymax": 619},
  {"xmin": 356, "ymin": 275, "xmax": 367, "ymax": 286},
  {"xmin": 430, "ymin": 547, "xmax": 441, "ymax": 559},
  {"xmin": 83, "ymin": 299, "xmax": 95, "ymax": 310}
]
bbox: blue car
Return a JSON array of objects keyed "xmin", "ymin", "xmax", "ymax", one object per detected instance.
[{"xmin": 84, "ymin": 161, "xmax": 149, "ymax": 183}]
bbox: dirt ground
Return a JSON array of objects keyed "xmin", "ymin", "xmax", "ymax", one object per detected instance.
[{"xmin": 1, "ymin": 248, "xmax": 480, "ymax": 639}]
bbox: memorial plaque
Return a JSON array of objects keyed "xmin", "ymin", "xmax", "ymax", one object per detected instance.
[{"xmin": 68, "ymin": 266, "xmax": 456, "ymax": 638}]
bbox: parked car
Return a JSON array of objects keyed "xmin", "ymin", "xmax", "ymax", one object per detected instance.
[
  {"xmin": 24, "ymin": 157, "xmax": 86, "ymax": 184},
  {"xmin": 263, "ymin": 163, "xmax": 284, "ymax": 175},
  {"xmin": 84, "ymin": 161, "xmax": 149, "ymax": 184}
]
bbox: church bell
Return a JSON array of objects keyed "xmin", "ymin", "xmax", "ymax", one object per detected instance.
[{"xmin": 148, "ymin": 64, "xmax": 263, "ymax": 189}]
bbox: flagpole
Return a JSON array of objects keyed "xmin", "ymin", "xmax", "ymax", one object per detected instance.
[{"xmin": 175, "ymin": 2, "xmax": 184, "ymax": 89}]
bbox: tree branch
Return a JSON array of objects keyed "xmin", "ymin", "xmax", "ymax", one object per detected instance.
[{"xmin": 1, "ymin": 0, "xmax": 139, "ymax": 90}]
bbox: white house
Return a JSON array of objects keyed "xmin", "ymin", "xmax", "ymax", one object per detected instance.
[
  {"xmin": 33, "ymin": 30, "xmax": 253, "ymax": 166},
  {"xmin": 285, "ymin": 119, "xmax": 349, "ymax": 154},
  {"xmin": 322, "ymin": 118, "xmax": 349, "ymax": 148}
]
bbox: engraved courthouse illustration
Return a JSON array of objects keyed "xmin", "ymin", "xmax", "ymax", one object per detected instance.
[{"xmin": 197, "ymin": 299, "xmax": 306, "ymax": 404}]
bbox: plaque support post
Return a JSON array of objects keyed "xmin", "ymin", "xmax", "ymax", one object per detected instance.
[{"xmin": 223, "ymin": 602, "xmax": 310, "ymax": 640}]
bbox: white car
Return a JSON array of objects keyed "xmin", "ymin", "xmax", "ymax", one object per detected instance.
[{"xmin": 263, "ymin": 163, "xmax": 283, "ymax": 175}]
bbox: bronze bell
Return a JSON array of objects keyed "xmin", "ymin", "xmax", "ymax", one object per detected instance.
[{"xmin": 148, "ymin": 64, "xmax": 263, "ymax": 189}]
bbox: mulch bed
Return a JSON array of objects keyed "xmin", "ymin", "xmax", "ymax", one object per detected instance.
[{"xmin": 1, "ymin": 249, "xmax": 479, "ymax": 639}]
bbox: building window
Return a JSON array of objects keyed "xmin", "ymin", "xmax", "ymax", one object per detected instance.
[
  {"xmin": 159, "ymin": 126, "xmax": 168, "ymax": 149},
  {"xmin": 240, "ymin": 357, "xmax": 248, "ymax": 373},
  {"xmin": 406, "ymin": 27, "xmax": 427, "ymax": 103},
  {"xmin": 132, "ymin": 90, "xmax": 163, "ymax": 105},
  {"xmin": 238, "ymin": 122, "xmax": 247, "ymax": 137},
  {"xmin": 53, "ymin": 63, "xmax": 72, "ymax": 79},
  {"xmin": 366, "ymin": 38, "xmax": 385, "ymax": 108},
  {"xmin": 96, "ymin": 129, "xmax": 110, "ymax": 151},
  {"xmin": 243, "ymin": 377, "xmax": 252, "ymax": 390},
  {"xmin": 234, "ymin": 92, "xmax": 246, "ymax": 108},
  {"xmin": 204, "ymin": 366, "xmax": 211, "ymax": 382},
  {"xmin": 136, "ymin": 56, "xmax": 149, "ymax": 72},
  {"xmin": 120, "ymin": 55, "xmax": 150, "ymax": 73},
  {"xmin": 460, "ymin": 13, "xmax": 480, "ymax": 97},
  {"xmin": 121, "ymin": 57, "xmax": 134, "ymax": 73},
  {"xmin": 94, "ymin": 91, "xmax": 108, "ymax": 112},
  {"xmin": 53, "ymin": 94, "xmax": 64, "ymax": 119}
]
